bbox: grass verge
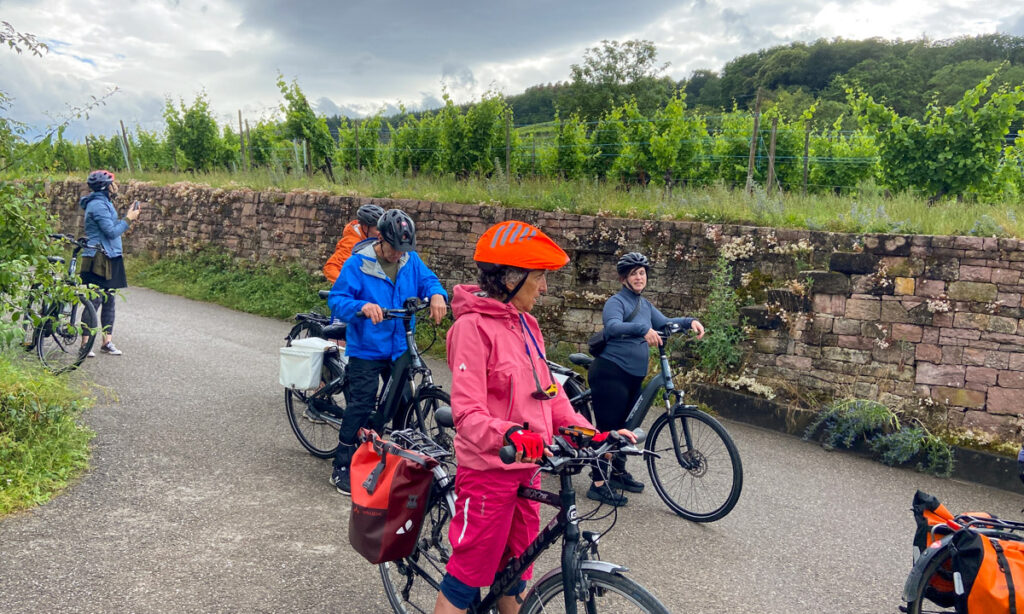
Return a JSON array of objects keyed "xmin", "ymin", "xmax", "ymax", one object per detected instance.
[{"xmin": 0, "ymin": 353, "xmax": 95, "ymax": 515}]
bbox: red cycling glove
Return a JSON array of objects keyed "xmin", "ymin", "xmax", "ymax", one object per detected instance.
[{"xmin": 506, "ymin": 426, "xmax": 544, "ymax": 459}]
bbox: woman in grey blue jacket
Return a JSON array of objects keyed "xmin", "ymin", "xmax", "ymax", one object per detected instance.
[
  {"xmin": 586, "ymin": 252, "xmax": 705, "ymax": 506},
  {"xmin": 79, "ymin": 170, "xmax": 141, "ymax": 356}
]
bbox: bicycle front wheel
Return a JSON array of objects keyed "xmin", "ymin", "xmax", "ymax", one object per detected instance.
[
  {"xmin": 400, "ymin": 387, "xmax": 454, "ymax": 455},
  {"xmin": 520, "ymin": 568, "xmax": 670, "ymax": 614},
  {"xmin": 380, "ymin": 492, "xmax": 452, "ymax": 614},
  {"xmin": 285, "ymin": 356, "xmax": 343, "ymax": 458},
  {"xmin": 646, "ymin": 408, "xmax": 743, "ymax": 522},
  {"xmin": 35, "ymin": 294, "xmax": 97, "ymax": 374},
  {"xmin": 286, "ymin": 318, "xmax": 323, "ymax": 344}
]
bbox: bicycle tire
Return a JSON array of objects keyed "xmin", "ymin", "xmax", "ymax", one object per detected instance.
[
  {"xmin": 286, "ymin": 318, "xmax": 324, "ymax": 343},
  {"xmin": 400, "ymin": 387, "xmax": 454, "ymax": 455},
  {"xmin": 520, "ymin": 568, "xmax": 670, "ymax": 614},
  {"xmin": 284, "ymin": 353, "xmax": 344, "ymax": 458},
  {"xmin": 35, "ymin": 294, "xmax": 98, "ymax": 374},
  {"xmin": 380, "ymin": 489, "xmax": 453, "ymax": 614},
  {"xmin": 646, "ymin": 408, "xmax": 743, "ymax": 522},
  {"xmin": 562, "ymin": 376, "xmax": 594, "ymax": 425},
  {"xmin": 903, "ymin": 545, "xmax": 957, "ymax": 614}
]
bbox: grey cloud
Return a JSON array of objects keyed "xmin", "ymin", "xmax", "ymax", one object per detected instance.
[
  {"xmin": 1001, "ymin": 12, "xmax": 1024, "ymax": 36},
  {"xmin": 441, "ymin": 62, "xmax": 476, "ymax": 91}
]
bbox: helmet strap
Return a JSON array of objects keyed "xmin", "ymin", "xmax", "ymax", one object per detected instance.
[{"xmin": 503, "ymin": 273, "xmax": 530, "ymax": 304}]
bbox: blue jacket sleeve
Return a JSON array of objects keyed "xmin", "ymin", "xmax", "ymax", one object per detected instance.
[
  {"xmin": 414, "ymin": 255, "xmax": 448, "ymax": 301},
  {"xmin": 602, "ymin": 296, "xmax": 647, "ymax": 337},
  {"xmin": 88, "ymin": 202, "xmax": 129, "ymax": 239},
  {"xmin": 328, "ymin": 258, "xmax": 368, "ymax": 322},
  {"xmin": 650, "ymin": 303, "xmax": 694, "ymax": 331}
]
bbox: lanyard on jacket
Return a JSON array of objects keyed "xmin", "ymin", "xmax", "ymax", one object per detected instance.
[{"xmin": 519, "ymin": 314, "xmax": 558, "ymax": 399}]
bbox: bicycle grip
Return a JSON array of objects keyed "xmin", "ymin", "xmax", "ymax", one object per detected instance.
[{"xmin": 499, "ymin": 445, "xmax": 517, "ymax": 464}]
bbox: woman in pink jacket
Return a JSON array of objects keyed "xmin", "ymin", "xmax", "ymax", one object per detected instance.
[{"xmin": 433, "ymin": 221, "xmax": 635, "ymax": 614}]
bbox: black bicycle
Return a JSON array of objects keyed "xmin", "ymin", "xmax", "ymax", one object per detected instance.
[
  {"xmin": 283, "ymin": 296, "xmax": 452, "ymax": 458},
  {"xmin": 548, "ymin": 320, "xmax": 743, "ymax": 522},
  {"xmin": 21, "ymin": 234, "xmax": 101, "ymax": 374},
  {"xmin": 379, "ymin": 421, "xmax": 671, "ymax": 614}
]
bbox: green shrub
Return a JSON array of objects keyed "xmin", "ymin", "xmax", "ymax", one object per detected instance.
[{"xmin": 0, "ymin": 353, "xmax": 94, "ymax": 514}]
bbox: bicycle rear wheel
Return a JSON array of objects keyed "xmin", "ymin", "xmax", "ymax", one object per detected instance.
[
  {"xmin": 380, "ymin": 491, "xmax": 452, "ymax": 614},
  {"xmin": 35, "ymin": 294, "xmax": 97, "ymax": 374},
  {"xmin": 646, "ymin": 408, "xmax": 743, "ymax": 522},
  {"xmin": 562, "ymin": 376, "xmax": 593, "ymax": 425},
  {"xmin": 400, "ymin": 387, "xmax": 454, "ymax": 455},
  {"xmin": 520, "ymin": 568, "xmax": 670, "ymax": 614},
  {"xmin": 285, "ymin": 355, "xmax": 344, "ymax": 458},
  {"xmin": 903, "ymin": 545, "xmax": 957, "ymax": 614}
]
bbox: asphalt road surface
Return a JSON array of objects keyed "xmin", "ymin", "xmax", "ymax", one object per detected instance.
[{"xmin": 2, "ymin": 287, "xmax": 1022, "ymax": 613}]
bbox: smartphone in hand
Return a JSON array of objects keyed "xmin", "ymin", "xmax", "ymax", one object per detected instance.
[{"xmin": 131, "ymin": 200, "xmax": 141, "ymax": 211}]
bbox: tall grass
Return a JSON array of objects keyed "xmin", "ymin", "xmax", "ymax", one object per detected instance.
[
  {"xmin": 0, "ymin": 354, "xmax": 94, "ymax": 515},
  {"xmin": 24, "ymin": 168, "xmax": 1024, "ymax": 238}
]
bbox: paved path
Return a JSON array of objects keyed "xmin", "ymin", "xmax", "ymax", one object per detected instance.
[{"xmin": 1, "ymin": 287, "xmax": 1022, "ymax": 613}]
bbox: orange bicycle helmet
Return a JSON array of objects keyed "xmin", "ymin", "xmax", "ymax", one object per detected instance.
[{"xmin": 474, "ymin": 221, "xmax": 569, "ymax": 271}]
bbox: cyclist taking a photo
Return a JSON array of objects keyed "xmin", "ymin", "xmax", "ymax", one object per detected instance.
[
  {"xmin": 434, "ymin": 221, "xmax": 635, "ymax": 614},
  {"xmin": 322, "ymin": 204, "xmax": 385, "ymax": 283},
  {"xmin": 587, "ymin": 251, "xmax": 704, "ymax": 506},
  {"xmin": 326, "ymin": 209, "xmax": 448, "ymax": 495},
  {"xmin": 78, "ymin": 169, "xmax": 142, "ymax": 357}
]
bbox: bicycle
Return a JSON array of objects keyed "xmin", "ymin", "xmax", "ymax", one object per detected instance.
[
  {"xmin": 379, "ymin": 422, "xmax": 671, "ymax": 614},
  {"xmin": 283, "ymin": 296, "xmax": 453, "ymax": 458},
  {"xmin": 902, "ymin": 507, "xmax": 1024, "ymax": 613},
  {"xmin": 547, "ymin": 320, "xmax": 743, "ymax": 522},
  {"xmin": 20, "ymin": 234, "xmax": 102, "ymax": 374}
]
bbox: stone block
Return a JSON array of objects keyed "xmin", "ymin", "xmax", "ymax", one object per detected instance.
[
  {"xmin": 879, "ymin": 301, "xmax": 910, "ymax": 323},
  {"xmin": 915, "ymin": 363, "xmax": 965, "ymax": 387},
  {"xmin": 892, "ymin": 324, "xmax": 923, "ymax": 342},
  {"xmin": 924, "ymin": 257, "xmax": 960, "ymax": 281},
  {"xmin": 953, "ymin": 312, "xmax": 990, "ymax": 330},
  {"xmin": 959, "ymin": 265, "xmax": 993, "ymax": 282},
  {"xmin": 916, "ymin": 344, "xmax": 942, "ymax": 363},
  {"xmin": 821, "ymin": 346, "xmax": 871, "ymax": 364},
  {"xmin": 893, "ymin": 277, "xmax": 915, "ymax": 295},
  {"xmin": 916, "ymin": 279, "xmax": 946, "ymax": 298},
  {"xmin": 1009, "ymin": 353, "xmax": 1024, "ymax": 370},
  {"xmin": 986, "ymin": 387, "xmax": 1024, "ymax": 416},
  {"xmin": 941, "ymin": 346, "xmax": 964, "ymax": 364},
  {"xmin": 863, "ymin": 234, "xmax": 911, "ymax": 255},
  {"xmin": 777, "ymin": 355, "xmax": 813, "ymax": 370},
  {"xmin": 838, "ymin": 335, "xmax": 875, "ymax": 350},
  {"xmin": 997, "ymin": 370, "xmax": 1024, "ymax": 389},
  {"xmin": 954, "ymin": 236, "xmax": 986, "ymax": 250},
  {"xmin": 932, "ymin": 386, "xmax": 986, "ymax": 409},
  {"xmin": 800, "ymin": 271, "xmax": 850, "ymax": 295},
  {"xmin": 754, "ymin": 336, "xmax": 789, "ymax": 354},
  {"xmin": 962, "ymin": 348, "xmax": 1010, "ymax": 370},
  {"xmin": 993, "ymin": 268, "xmax": 1021, "ymax": 285},
  {"xmin": 947, "ymin": 281, "xmax": 998, "ymax": 303},
  {"xmin": 967, "ymin": 366, "xmax": 998, "ymax": 385},
  {"xmin": 739, "ymin": 305, "xmax": 781, "ymax": 330},
  {"xmin": 845, "ymin": 298, "xmax": 881, "ymax": 320},
  {"xmin": 829, "ymin": 252, "xmax": 877, "ymax": 274},
  {"xmin": 833, "ymin": 317, "xmax": 863, "ymax": 335}
]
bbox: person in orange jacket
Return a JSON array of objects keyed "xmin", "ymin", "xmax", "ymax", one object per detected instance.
[{"xmin": 323, "ymin": 204, "xmax": 385, "ymax": 282}]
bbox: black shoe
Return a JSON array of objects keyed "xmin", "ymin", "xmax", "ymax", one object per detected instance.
[
  {"xmin": 609, "ymin": 471, "xmax": 645, "ymax": 493},
  {"xmin": 330, "ymin": 466, "xmax": 351, "ymax": 496},
  {"xmin": 587, "ymin": 482, "xmax": 627, "ymax": 507}
]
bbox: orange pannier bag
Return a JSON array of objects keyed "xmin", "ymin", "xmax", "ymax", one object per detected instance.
[
  {"xmin": 348, "ymin": 428, "xmax": 438, "ymax": 564},
  {"xmin": 950, "ymin": 529, "xmax": 1024, "ymax": 614}
]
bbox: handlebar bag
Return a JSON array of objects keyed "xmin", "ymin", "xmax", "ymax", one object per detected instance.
[
  {"xmin": 950, "ymin": 528, "xmax": 1024, "ymax": 613},
  {"xmin": 349, "ymin": 428, "xmax": 438, "ymax": 564}
]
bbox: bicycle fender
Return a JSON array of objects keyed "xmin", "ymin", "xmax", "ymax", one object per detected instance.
[
  {"xmin": 524, "ymin": 559, "xmax": 632, "ymax": 600},
  {"xmin": 902, "ymin": 534, "xmax": 954, "ymax": 603},
  {"xmin": 668, "ymin": 404, "xmax": 701, "ymax": 418}
]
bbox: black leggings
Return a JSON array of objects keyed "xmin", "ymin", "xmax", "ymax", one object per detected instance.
[
  {"xmin": 85, "ymin": 289, "xmax": 116, "ymax": 335},
  {"xmin": 588, "ymin": 356, "xmax": 644, "ymax": 480}
]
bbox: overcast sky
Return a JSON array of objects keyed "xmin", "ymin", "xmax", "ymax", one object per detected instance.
[{"xmin": 2, "ymin": 0, "xmax": 1023, "ymax": 141}]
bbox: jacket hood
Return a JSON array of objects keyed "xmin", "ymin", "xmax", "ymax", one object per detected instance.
[
  {"xmin": 451, "ymin": 284, "xmax": 519, "ymax": 321},
  {"xmin": 79, "ymin": 191, "xmax": 109, "ymax": 210}
]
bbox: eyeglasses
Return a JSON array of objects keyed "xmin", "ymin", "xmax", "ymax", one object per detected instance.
[{"xmin": 520, "ymin": 314, "xmax": 558, "ymax": 400}]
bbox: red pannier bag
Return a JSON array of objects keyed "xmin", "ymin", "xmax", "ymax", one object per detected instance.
[{"xmin": 349, "ymin": 428, "xmax": 438, "ymax": 564}]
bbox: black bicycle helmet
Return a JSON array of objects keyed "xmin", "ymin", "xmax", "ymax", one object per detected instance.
[
  {"xmin": 87, "ymin": 169, "xmax": 115, "ymax": 191},
  {"xmin": 616, "ymin": 252, "xmax": 651, "ymax": 276},
  {"xmin": 377, "ymin": 209, "xmax": 416, "ymax": 252},
  {"xmin": 356, "ymin": 204, "xmax": 385, "ymax": 227}
]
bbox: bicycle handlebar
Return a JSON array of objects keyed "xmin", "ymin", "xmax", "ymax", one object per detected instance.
[
  {"xmin": 48, "ymin": 233, "xmax": 105, "ymax": 253},
  {"xmin": 355, "ymin": 297, "xmax": 430, "ymax": 320},
  {"xmin": 499, "ymin": 427, "xmax": 650, "ymax": 469}
]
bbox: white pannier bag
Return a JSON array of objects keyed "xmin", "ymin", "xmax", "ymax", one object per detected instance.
[{"xmin": 279, "ymin": 337, "xmax": 335, "ymax": 389}]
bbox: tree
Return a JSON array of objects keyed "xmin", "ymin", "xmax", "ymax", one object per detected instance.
[
  {"xmin": 163, "ymin": 92, "xmax": 224, "ymax": 171},
  {"xmin": 558, "ymin": 39, "xmax": 677, "ymax": 121},
  {"xmin": 853, "ymin": 72, "xmax": 1024, "ymax": 200},
  {"xmin": 277, "ymin": 75, "xmax": 335, "ymax": 177}
]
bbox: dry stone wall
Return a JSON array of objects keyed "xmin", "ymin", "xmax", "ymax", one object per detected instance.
[{"xmin": 44, "ymin": 181, "xmax": 1024, "ymax": 442}]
